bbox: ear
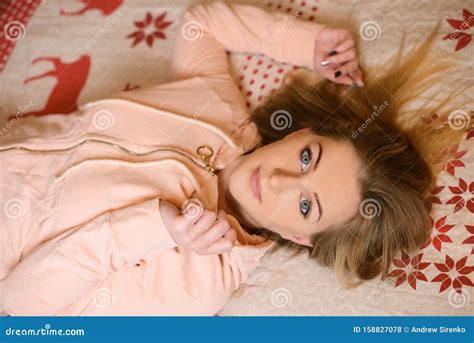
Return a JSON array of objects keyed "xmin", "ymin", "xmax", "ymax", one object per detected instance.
[{"xmin": 290, "ymin": 234, "xmax": 314, "ymax": 248}]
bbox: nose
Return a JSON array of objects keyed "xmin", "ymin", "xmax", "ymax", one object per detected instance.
[{"xmin": 268, "ymin": 168, "xmax": 303, "ymax": 193}]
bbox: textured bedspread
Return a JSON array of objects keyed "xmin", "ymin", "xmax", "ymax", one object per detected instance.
[{"xmin": 0, "ymin": 0, "xmax": 472, "ymax": 316}]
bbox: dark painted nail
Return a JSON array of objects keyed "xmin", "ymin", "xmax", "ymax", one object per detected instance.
[
  {"xmin": 334, "ymin": 70, "xmax": 341, "ymax": 78},
  {"xmin": 329, "ymin": 50, "xmax": 337, "ymax": 56}
]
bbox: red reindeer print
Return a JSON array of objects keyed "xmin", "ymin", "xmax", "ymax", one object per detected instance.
[
  {"xmin": 60, "ymin": 0, "xmax": 123, "ymax": 16},
  {"xmin": 11, "ymin": 55, "xmax": 91, "ymax": 119}
]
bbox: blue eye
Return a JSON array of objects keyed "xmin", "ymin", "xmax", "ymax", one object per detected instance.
[
  {"xmin": 300, "ymin": 194, "xmax": 312, "ymax": 218},
  {"xmin": 300, "ymin": 146, "xmax": 312, "ymax": 172},
  {"xmin": 299, "ymin": 145, "xmax": 313, "ymax": 218}
]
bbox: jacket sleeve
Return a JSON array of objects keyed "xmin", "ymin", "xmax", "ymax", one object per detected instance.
[
  {"xmin": 0, "ymin": 198, "xmax": 178, "ymax": 316},
  {"xmin": 170, "ymin": 1, "xmax": 326, "ymax": 80}
]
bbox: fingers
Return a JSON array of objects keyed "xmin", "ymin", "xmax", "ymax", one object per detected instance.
[
  {"xmin": 223, "ymin": 227, "xmax": 237, "ymax": 246},
  {"xmin": 205, "ymin": 233, "xmax": 235, "ymax": 254},
  {"xmin": 334, "ymin": 59, "xmax": 358, "ymax": 79},
  {"xmin": 186, "ymin": 209, "xmax": 217, "ymax": 241},
  {"xmin": 322, "ymin": 47, "xmax": 356, "ymax": 66},
  {"xmin": 351, "ymin": 67, "xmax": 365, "ymax": 87},
  {"xmin": 205, "ymin": 225, "xmax": 237, "ymax": 255},
  {"xmin": 191, "ymin": 214, "xmax": 230, "ymax": 249},
  {"xmin": 332, "ymin": 36, "xmax": 355, "ymax": 54},
  {"xmin": 332, "ymin": 73, "xmax": 354, "ymax": 86}
]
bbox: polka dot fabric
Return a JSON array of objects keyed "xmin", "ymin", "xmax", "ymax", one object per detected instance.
[{"xmin": 0, "ymin": 0, "xmax": 41, "ymax": 72}]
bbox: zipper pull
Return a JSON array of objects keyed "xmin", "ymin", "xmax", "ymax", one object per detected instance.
[{"xmin": 196, "ymin": 145, "xmax": 216, "ymax": 176}]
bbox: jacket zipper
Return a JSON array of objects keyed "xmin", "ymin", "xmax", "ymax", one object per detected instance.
[{"xmin": 0, "ymin": 138, "xmax": 219, "ymax": 176}]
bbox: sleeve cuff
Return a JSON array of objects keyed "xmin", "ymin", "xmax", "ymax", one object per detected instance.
[
  {"xmin": 273, "ymin": 19, "xmax": 325, "ymax": 70},
  {"xmin": 110, "ymin": 198, "xmax": 178, "ymax": 264}
]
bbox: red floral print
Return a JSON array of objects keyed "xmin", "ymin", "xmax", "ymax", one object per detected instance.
[
  {"xmin": 428, "ymin": 185, "xmax": 444, "ymax": 205},
  {"xmin": 445, "ymin": 178, "xmax": 474, "ymax": 213},
  {"xmin": 462, "ymin": 225, "xmax": 474, "ymax": 255},
  {"xmin": 387, "ymin": 253, "xmax": 430, "ymax": 290},
  {"xmin": 467, "ymin": 128, "xmax": 474, "ymax": 140},
  {"xmin": 124, "ymin": 83, "xmax": 140, "ymax": 91},
  {"xmin": 127, "ymin": 12, "xmax": 173, "ymax": 47},
  {"xmin": 420, "ymin": 215, "xmax": 455, "ymax": 252},
  {"xmin": 445, "ymin": 150, "xmax": 467, "ymax": 176},
  {"xmin": 431, "ymin": 255, "xmax": 474, "ymax": 293},
  {"xmin": 442, "ymin": 9, "xmax": 473, "ymax": 51}
]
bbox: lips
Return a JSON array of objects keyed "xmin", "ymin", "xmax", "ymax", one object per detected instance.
[{"xmin": 250, "ymin": 166, "xmax": 262, "ymax": 203}]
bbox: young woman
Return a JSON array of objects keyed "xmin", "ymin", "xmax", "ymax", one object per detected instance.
[{"xmin": 0, "ymin": 2, "xmax": 466, "ymax": 315}]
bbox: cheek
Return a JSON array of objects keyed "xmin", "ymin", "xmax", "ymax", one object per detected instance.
[{"xmin": 228, "ymin": 164, "xmax": 249, "ymax": 204}]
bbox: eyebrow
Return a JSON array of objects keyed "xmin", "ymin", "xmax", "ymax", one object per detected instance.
[{"xmin": 312, "ymin": 142, "xmax": 323, "ymax": 223}]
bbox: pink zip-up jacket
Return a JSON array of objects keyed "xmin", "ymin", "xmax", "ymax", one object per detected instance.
[{"xmin": 0, "ymin": 2, "xmax": 324, "ymax": 315}]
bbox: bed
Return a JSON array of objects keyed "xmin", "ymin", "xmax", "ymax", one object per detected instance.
[{"xmin": 0, "ymin": 0, "xmax": 472, "ymax": 316}]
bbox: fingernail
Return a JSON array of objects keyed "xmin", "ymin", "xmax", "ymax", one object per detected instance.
[
  {"xmin": 334, "ymin": 70, "xmax": 341, "ymax": 78},
  {"xmin": 329, "ymin": 50, "xmax": 337, "ymax": 56},
  {"xmin": 320, "ymin": 60, "xmax": 331, "ymax": 66}
]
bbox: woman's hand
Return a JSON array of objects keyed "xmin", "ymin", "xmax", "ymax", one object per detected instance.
[
  {"xmin": 159, "ymin": 199, "xmax": 237, "ymax": 255},
  {"xmin": 313, "ymin": 27, "xmax": 364, "ymax": 87}
]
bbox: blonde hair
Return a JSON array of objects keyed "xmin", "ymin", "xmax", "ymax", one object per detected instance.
[{"xmin": 249, "ymin": 22, "xmax": 472, "ymax": 288}]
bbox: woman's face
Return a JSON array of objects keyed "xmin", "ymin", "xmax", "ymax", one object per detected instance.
[{"xmin": 224, "ymin": 128, "xmax": 362, "ymax": 247}]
